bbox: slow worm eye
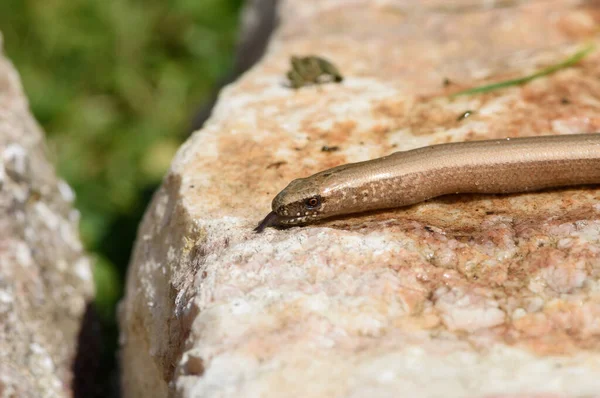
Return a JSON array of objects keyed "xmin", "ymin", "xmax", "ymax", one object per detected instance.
[{"xmin": 305, "ymin": 196, "xmax": 321, "ymax": 209}]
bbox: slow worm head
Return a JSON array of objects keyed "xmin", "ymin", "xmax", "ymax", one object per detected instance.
[
  {"xmin": 255, "ymin": 133, "xmax": 600, "ymax": 232},
  {"xmin": 254, "ymin": 171, "xmax": 334, "ymax": 232}
]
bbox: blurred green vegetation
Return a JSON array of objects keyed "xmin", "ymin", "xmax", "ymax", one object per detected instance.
[{"xmin": 0, "ymin": 0, "xmax": 243, "ymax": 393}]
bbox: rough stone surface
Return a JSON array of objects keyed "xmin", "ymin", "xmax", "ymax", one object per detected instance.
[
  {"xmin": 120, "ymin": 1, "xmax": 600, "ymax": 397},
  {"xmin": 0, "ymin": 34, "xmax": 94, "ymax": 397}
]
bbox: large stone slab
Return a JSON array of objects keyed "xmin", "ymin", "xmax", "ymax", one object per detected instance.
[
  {"xmin": 120, "ymin": 1, "xmax": 600, "ymax": 396},
  {"xmin": 0, "ymin": 35, "xmax": 94, "ymax": 397}
]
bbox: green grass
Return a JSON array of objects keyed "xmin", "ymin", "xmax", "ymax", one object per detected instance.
[
  {"xmin": 451, "ymin": 43, "xmax": 595, "ymax": 97},
  {"xmin": 0, "ymin": 0, "xmax": 243, "ymax": 393}
]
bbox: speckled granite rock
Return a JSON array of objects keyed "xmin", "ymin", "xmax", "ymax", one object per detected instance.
[
  {"xmin": 0, "ymin": 35, "xmax": 94, "ymax": 397},
  {"xmin": 119, "ymin": 1, "xmax": 600, "ymax": 397}
]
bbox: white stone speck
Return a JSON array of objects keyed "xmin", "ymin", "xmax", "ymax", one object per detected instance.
[
  {"xmin": 29, "ymin": 343, "xmax": 55, "ymax": 373},
  {"xmin": 57, "ymin": 179, "xmax": 75, "ymax": 202},
  {"xmin": 3, "ymin": 143, "xmax": 28, "ymax": 178},
  {"xmin": 74, "ymin": 258, "xmax": 93, "ymax": 282},
  {"xmin": 512, "ymin": 308, "xmax": 526, "ymax": 320},
  {"xmin": 0, "ymin": 289, "xmax": 13, "ymax": 304},
  {"xmin": 15, "ymin": 242, "xmax": 33, "ymax": 268},
  {"xmin": 34, "ymin": 202, "xmax": 60, "ymax": 230}
]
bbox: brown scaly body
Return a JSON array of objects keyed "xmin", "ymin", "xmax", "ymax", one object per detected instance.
[{"xmin": 256, "ymin": 133, "xmax": 600, "ymax": 232}]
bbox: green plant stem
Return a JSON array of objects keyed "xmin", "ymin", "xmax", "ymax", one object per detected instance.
[{"xmin": 451, "ymin": 43, "xmax": 596, "ymax": 98}]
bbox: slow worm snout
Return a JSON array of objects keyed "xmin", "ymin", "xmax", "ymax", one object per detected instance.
[{"xmin": 256, "ymin": 133, "xmax": 600, "ymax": 232}]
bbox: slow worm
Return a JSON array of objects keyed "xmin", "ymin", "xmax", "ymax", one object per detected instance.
[{"xmin": 255, "ymin": 133, "xmax": 600, "ymax": 232}]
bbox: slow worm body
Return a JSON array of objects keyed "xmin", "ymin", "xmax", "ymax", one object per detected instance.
[{"xmin": 255, "ymin": 133, "xmax": 600, "ymax": 232}]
